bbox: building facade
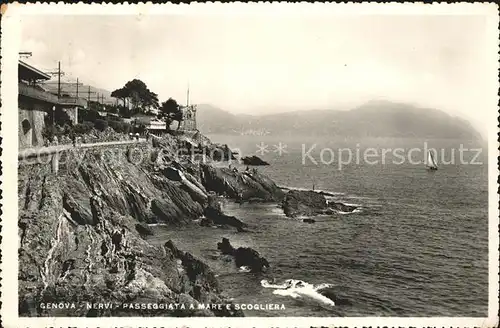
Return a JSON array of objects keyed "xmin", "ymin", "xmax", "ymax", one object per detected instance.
[{"xmin": 18, "ymin": 61, "xmax": 57, "ymax": 148}]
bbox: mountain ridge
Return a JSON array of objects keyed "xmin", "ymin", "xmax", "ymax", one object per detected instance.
[{"xmin": 196, "ymin": 101, "xmax": 482, "ymax": 140}]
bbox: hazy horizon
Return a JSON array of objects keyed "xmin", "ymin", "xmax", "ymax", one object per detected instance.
[{"xmin": 19, "ymin": 11, "xmax": 498, "ymax": 136}]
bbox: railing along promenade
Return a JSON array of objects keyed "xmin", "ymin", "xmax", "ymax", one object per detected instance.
[{"xmin": 19, "ymin": 139, "xmax": 147, "ymax": 174}]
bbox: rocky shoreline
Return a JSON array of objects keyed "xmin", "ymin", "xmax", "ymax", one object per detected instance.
[{"xmin": 18, "ymin": 132, "xmax": 356, "ymax": 317}]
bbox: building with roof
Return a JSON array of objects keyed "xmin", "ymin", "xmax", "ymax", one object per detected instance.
[
  {"xmin": 147, "ymin": 119, "xmax": 168, "ymax": 135},
  {"xmin": 130, "ymin": 114, "xmax": 169, "ymax": 135},
  {"xmin": 178, "ymin": 105, "xmax": 197, "ymax": 131},
  {"xmin": 18, "ymin": 61, "xmax": 89, "ymax": 148},
  {"xmin": 18, "ymin": 60, "xmax": 58, "ymax": 148}
]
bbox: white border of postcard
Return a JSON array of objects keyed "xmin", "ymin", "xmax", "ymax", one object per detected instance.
[{"xmin": 1, "ymin": 2, "xmax": 499, "ymax": 328}]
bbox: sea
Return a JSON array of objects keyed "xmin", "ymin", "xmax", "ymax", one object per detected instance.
[{"xmin": 150, "ymin": 135, "xmax": 489, "ymax": 317}]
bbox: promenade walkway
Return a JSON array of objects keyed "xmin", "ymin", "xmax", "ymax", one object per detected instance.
[
  {"xmin": 19, "ymin": 139, "xmax": 147, "ymax": 160},
  {"xmin": 19, "ymin": 138, "xmax": 148, "ymax": 174}
]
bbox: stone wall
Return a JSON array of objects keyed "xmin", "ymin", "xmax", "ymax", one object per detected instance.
[{"xmin": 18, "ymin": 107, "xmax": 47, "ymax": 148}]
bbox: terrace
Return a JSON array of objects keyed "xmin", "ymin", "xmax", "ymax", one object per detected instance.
[{"xmin": 18, "ymin": 82, "xmax": 59, "ymax": 104}]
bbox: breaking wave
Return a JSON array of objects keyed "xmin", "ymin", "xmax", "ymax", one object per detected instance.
[
  {"xmin": 279, "ymin": 186, "xmax": 345, "ymax": 196},
  {"xmin": 337, "ymin": 208, "xmax": 363, "ymax": 215},
  {"xmin": 260, "ymin": 279, "xmax": 336, "ymax": 307}
]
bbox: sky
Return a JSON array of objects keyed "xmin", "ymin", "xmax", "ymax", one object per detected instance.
[{"xmin": 19, "ymin": 13, "xmax": 497, "ymax": 134}]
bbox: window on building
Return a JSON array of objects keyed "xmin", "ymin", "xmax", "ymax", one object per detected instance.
[{"xmin": 22, "ymin": 119, "xmax": 32, "ymax": 134}]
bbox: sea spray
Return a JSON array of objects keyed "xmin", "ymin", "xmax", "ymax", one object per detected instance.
[{"xmin": 260, "ymin": 279, "xmax": 336, "ymax": 307}]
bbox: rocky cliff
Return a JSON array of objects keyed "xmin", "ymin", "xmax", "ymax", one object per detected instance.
[{"xmin": 18, "ymin": 134, "xmax": 282, "ymax": 317}]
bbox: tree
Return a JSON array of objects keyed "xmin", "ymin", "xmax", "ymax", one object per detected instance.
[
  {"xmin": 111, "ymin": 79, "xmax": 159, "ymax": 114},
  {"xmin": 119, "ymin": 105, "xmax": 131, "ymax": 118},
  {"xmin": 159, "ymin": 98, "xmax": 183, "ymax": 130},
  {"xmin": 110, "ymin": 87, "xmax": 128, "ymax": 108},
  {"xmin": 143, "ymin": 89, "xmax": 159, "ymax": 110}
]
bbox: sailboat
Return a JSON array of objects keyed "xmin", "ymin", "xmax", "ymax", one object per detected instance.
[{"xmin": 426, "ymin": 150, "xmax": 438, "ymax": 171}]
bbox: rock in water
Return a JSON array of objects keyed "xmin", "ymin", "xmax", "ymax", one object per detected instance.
[
  {"xmin": 241, "ymin": 155, "xmax": 270, "ymax": 166},
  {"xmin": 233, "ymin": 247, "xmax": 270, "ymax": 272},
  {"xmin": 283, "ymin": 190, "xmax": 357, "ymax": 217},
  {"xmin": 283, "ymin": 190, "xmax": 327, "ymax": 218},
  {"xmin": 216, "ymin": 238, "xmax": 269, "ymax": 272},
  {"xmin": 217, "ymin": 237, "xmax": 235, "ymax": 255},
  {"xmin": 203, "ymin": 195, "xmax": 247, "ymax": 230},
  {"xmin": 303, "ymin": 218, "xmax": 316, "ymax": 223}
]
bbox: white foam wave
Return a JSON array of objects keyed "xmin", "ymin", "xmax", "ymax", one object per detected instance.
[
  {"xmin": 342, "ymin": 202, "xmax": 362, "ymax": 207},
  {"xmin": 261, "ymin": 279, "xmax": 335, "ymax": 307},
  {"xmin": 280, "ymin": 186, "xmax": 345, "ymax": 196},
  {"xmin": 337, "ymin": 209, "xmax": 362, "ymax": 214},
  {"xmin": 238, "ymin": 266, "xmax": 251, "ymax": 273},
  {"xmin": 270, "ymin": 207, "xmax": 288, "ymax": 216}
]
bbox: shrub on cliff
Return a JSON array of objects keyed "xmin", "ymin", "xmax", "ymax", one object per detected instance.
[
  {"xmin": 73, "ymin": 121, "xmax": 94, "ymax": 134},
  {"xmin": 108, "ymin": 120, "xmax": 132, "ymax": 134},
  {"xmin": 121, "ymin": 123, "xmax": 132, "ymax": 134},
  {"xmin": 94, "ymin": 119, "xmax": 109, "ymax": 132},
  {"xmin": 107, "ymin": 120, "xmax": 120, "ymax": 132},
  {"xmin": 79, "ymin": 108, "xmax": 103, "ymax": 123},
  {"xmin": 42, "ymin": 125, "xmax": 59, "ymax": 141}
]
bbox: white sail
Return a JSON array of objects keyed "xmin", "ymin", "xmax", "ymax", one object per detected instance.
[{"xmin": 427, "ymin": 151, "xmax": 438, "ymax": 168}]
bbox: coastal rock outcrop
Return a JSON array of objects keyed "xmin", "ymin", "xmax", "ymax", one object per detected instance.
[
  {"xmin": 216, "ymin": 238, "xmax": 270, "ymax": 273},
  {"xmin": 283, "ymin": 190, "xmax": 327, "ymax": 217},
  {"xmin": 282, "ymin": 190, "xmax": 357, "ymax": 218},
  {"xmin": 203, "ymin": 195, "xmax": 247, "ymax": 231},
  {"xmin": 200, "ymin": 164, "xmax": 284, "ymax": 202},
  {"xmin": 241, "ymin": 155, "xmax": 270, "ymax": 166}
]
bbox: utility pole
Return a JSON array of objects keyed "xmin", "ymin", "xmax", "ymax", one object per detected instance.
[
  {"xmin": 88, "ymin": 86, "xmax": 91, "ymax": 102},
  {"xmin": 97, "ymin": 93, "xmax": 100, "ymax": 104},
  {"xmin": 47, "ymin": 61, "xmax": 65, "ymax": 99},
  {"xmin": 76, "ymin": 78, "xmax": 79, "ymax": 99},
  {"xmin": 186, "ymin": 83, "xmax": 190, "ymax": 107},
  {"xmin": 58, "ymin": 61, "xmax": 61, "ymax": 98}
]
